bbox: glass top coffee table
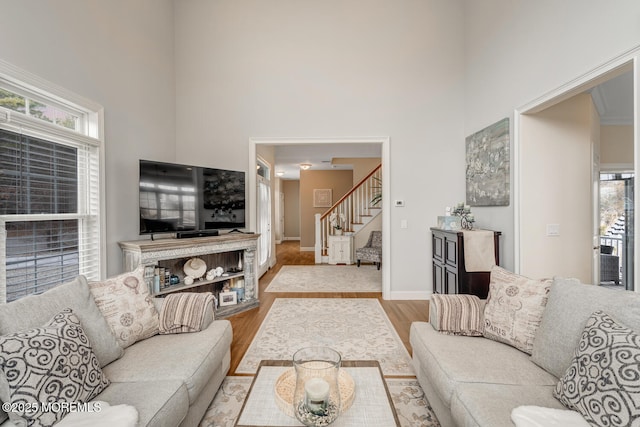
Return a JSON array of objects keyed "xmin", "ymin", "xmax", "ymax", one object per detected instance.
[{"xmin": 235, "ymin": 360, "xmax": 401, "ymax": 427}]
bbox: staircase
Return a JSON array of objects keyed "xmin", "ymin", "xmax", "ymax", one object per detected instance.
[{"xmin": 314, "ymin": 164, "xmax": 382, "ymax": 263}]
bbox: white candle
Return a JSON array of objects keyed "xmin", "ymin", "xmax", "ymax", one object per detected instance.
[{"xmin": 304, "ymin": 377, "xmax": 330, "ymax": 414}]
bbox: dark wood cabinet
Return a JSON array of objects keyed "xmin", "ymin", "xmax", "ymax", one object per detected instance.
[{"xmin": 431, "ymin": 227, "xmax": 501, "ymax": 299}]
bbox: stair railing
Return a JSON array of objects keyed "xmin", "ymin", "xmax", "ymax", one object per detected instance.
[{"xmin": 314, "ymin": 164, "xmax": 381, "ymax": 262}]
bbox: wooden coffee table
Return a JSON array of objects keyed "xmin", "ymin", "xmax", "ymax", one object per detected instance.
[{"xmin": 235, "ymin": 360, "xmax": 401, "ymax": 427}]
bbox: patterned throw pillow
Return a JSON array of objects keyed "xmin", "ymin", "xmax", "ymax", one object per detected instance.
[
  {"xmin": 554, "ymin": 311, "xmax": 640, "ymax": 427},
  {"xmin": 483, "ymin": 266, "xmax": 552, "ymax": 354},
  {"xmin": 89, "ymin": 265, "xmax": 159, "ymax": 348},
  {"xmin": 0, "ymin": 309, "xmax": 110, "ymax": 427},
  {"xmin": 430, "ymin": 294, "xmax": 484, "ymax": 336}
]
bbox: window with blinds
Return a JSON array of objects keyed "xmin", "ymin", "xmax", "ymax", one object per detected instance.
[{"xmin": 0, "ymin": 62, "xmax": 102, "ymax": 303}]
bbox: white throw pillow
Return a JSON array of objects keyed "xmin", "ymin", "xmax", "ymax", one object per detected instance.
[
  {"xmin": 89, "ymin": 265, "xmax": 159, "ymax": 348},
  {"xmin": 483, "ymin": 266, "xmax": 551, "ymax": 354}
]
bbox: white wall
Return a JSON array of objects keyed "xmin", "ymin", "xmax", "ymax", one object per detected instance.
[
  {"xmin": 174, "ymin": 0, "xmax": 466, "ymax": 297},
  {"xmin": 0, "ymin": 0, "xmax": 176, "ymax": 276},
  {"xmin": 464, "ymin": 0, "xmax": 640, "ymax": 272}
]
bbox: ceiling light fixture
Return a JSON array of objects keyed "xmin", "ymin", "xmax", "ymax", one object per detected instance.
[
  {"xmin": 276, "ymin": 171, "xmax": 285, "ymax": 176},
  {"xmin": 300, "ymin": 163, "xmax": 312, "ymax": 170}
]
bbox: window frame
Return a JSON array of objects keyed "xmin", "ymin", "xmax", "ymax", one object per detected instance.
[{"xmin": 0, "ymin": 59, "xmax": 105, "ymax": 303}]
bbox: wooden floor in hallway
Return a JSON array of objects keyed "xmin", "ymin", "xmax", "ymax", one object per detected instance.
[{"xmin": 226, "ymin": 241, "xmax": 430, "ymax": 375}]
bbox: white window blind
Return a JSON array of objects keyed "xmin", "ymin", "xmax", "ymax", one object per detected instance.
[{"xmin": 0, "ymin": 61, "xmax": 103, "ymax": 304}]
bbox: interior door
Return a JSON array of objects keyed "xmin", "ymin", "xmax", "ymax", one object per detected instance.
[
  {"xmin": 592, "ymin": 142, "xmax": 601, "ymax": 285},
  {"xmin": 257, "ymin": 172, "xmax": 271, "ymax": 277},
  {"xmin": 624, "ymin": 177, "xmax": 635, "ymax": 290},
  {"xmin": 279, "ymin": 192, "xmax": 285, "ymax": 242}
]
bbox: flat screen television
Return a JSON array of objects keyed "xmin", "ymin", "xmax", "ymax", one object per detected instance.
[{"xmin": 139, "ymin": 159, "xmax": 246, "ymax": 235}]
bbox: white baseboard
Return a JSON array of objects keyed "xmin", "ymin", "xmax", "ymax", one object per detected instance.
[
  {"xmin": 299, "ymin": 246, "xmax": 315, "ymax": 252},
  {"xmin": 388, "ymin": 290, "xmax": 433, "ymax": 300},
  {"xmin": 283, "ymin": 237, "xmax": 300, "ymax": 241}
]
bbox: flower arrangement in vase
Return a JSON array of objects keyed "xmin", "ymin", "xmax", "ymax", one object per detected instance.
[{"xmin": 329, "ymin": 212, "xmax": 346, "ymax": 235}]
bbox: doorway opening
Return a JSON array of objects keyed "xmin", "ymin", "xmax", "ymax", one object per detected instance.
[
  {"xmin": 249, "ymin": 137, "xmax": 392, "ymax": 299},
  {"xmin": 599, "ymin": 172, "xmax": 635, "ymax": 290},
  {"xmin": 515, "ymin": 49, "xmax": 638, "ymax": 290}
]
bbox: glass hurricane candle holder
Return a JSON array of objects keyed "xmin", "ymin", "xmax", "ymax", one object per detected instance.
[{"xmin": 292, "ymin": 347, "xmax": 342, "ymax": 426}]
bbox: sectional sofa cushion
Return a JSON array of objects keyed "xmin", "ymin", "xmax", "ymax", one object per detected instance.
[
  {"xmin": 410, "ymin": 322, "xmax": 557, "ymax": 409},
  {"xmin": 554, "ymin": 310, "xmax": 640, "ymax": 426},
  {"xmin": 0, "ymin": 275, "xmax": 123, "ymax": 368},
  {"xmin": 102, "ymin": 319, "xmax": 232, "ymax": 405},
  {"xmin": 0, "ymin": 309, "xmax": 110, "ymax": 427},
  {"xmin": 89, "ymin": 266, "xmax": 159, "ymax": 348},
  {"xmin": 450, "ymin": 383, "xmax": 566, "ymax": 427},
  {"xmin": 93, "ymin": 380, "xmax": 189, "ymax": 427},
  {"xmin": 483, "ymin": 266, "xmax": 551, "ymax": 354},
  {"xmin": 532, "ymin": 277, "xmax": 640, "ymax": 378}
]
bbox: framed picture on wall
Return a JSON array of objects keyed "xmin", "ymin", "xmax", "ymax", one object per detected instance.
[{"xmin": 313, "ymin": 189, "xmax": 332, "ymax": 208}]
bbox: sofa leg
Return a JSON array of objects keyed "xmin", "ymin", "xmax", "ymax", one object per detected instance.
[
  {"xmin": 357, "ymin": 260, "xmax": 361, "ymax": 267},
  {"xmin": 377, "ymin": 262, "xmax": 381, "ymax": 270}
]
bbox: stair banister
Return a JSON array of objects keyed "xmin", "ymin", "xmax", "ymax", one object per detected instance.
[{"xmin": 314, "ymin": 164, "xmax": 382, "ymax": 263}]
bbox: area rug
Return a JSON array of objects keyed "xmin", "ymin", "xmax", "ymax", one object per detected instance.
[
  {"xmin": 235, "ymin": 298, "xmax": 414, "ymax": 376},
  {"xmin": 265, "ymin": 265, "xmax": 381, "ymax": 293},
  {"xmin": 199, "ymin": 376, "xmax": 440, "ymax": 427}
]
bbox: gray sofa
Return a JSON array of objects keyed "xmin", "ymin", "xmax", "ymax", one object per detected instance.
[
  {"xmin": 410, "ymin": 277, "xmax": 640, "ymax": 427},
  {"xmin": 0, "ymin": 275, "xmax": 233, "ymax": 427}
]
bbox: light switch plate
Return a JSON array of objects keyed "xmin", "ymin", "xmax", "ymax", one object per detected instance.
[
  {"xmin": 547, "ymin": 224, "xmax": 560, "ymax": 236},
  {"xmin": 394, "ymin": 200, "xmax": 405, "ymax": 207}
]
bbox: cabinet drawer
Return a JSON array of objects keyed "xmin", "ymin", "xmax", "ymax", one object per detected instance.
[
  {"xmin": 445, "ymin": 267, "xmax": 458, "ymax": 294},
  {"xmin": 432, "ymin": 233, "xmax": 444, "ymax": 262},
  {"xmin": 444, "ymin": 236, "xmax": 458, "ymax": 268},
  {"xmin": 432, "ymin": 261, "xmax": 444, "ymax": 294}
]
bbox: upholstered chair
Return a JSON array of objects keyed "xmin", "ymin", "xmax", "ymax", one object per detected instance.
[{"xmin": 356, "ymin": 230, "xmax": 382, "ymax": 270}]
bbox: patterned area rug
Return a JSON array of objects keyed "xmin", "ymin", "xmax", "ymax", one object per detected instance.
[
  {"xmin": 264, "ymin": 265, "xmax": 382, "ymax": 293},
  {"xmin": 199, "ymin": 376, "xmax": 440, "ymax": 427},
  {"xmin": 235, "ymin": 298, "xmax": 414, "ymax": 376}
]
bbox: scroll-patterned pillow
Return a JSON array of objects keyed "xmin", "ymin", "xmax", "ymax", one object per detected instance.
[
  {"xmin": 0, "ymin": 309, "xmax": 110, "ymax": 427},
  {"xmin": 554, "ymin": 310, "xmax": 640, "ymax": 427}
]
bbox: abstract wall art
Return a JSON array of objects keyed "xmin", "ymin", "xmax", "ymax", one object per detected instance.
[{"xmin": 466, "ymin": 118, "xmax": 510, "ymax": 206}]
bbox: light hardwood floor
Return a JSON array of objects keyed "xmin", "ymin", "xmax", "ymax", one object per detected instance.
[{"xmin": 227, "ymin": 241, "xmax": 430, "ymax": 375}]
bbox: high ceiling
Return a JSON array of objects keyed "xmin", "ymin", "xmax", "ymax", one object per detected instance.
[{"xmin": 269, "ymin": 72, "xmax": 633, "ymax": 180}]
